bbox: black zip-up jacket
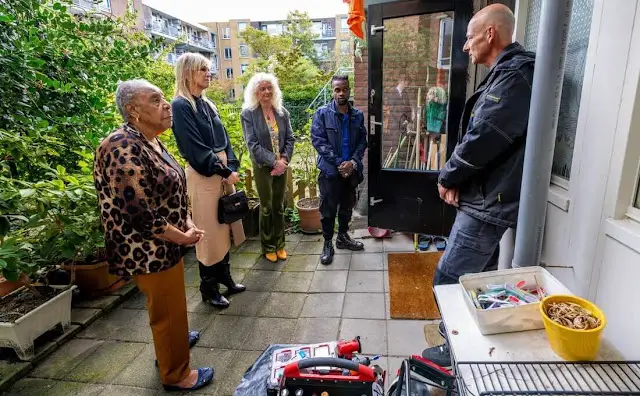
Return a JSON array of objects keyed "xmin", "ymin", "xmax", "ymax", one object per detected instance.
[{"xmin": 438, "ymin": 42, "xmax": 535, "ymax": 228}]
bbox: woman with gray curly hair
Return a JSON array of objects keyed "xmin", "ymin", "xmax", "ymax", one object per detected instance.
[
  {"xmin": 93, "ymin": 79, "xmax": 213, "ymax": 392},
  {"xmin": 241, "ymin": 73, "xmax": 295, "ymax": 263}
]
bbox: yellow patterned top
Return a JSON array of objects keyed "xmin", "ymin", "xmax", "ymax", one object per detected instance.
[{"xmin": 265, "ymin": 116, "xmax": 280, "ymax": 160}]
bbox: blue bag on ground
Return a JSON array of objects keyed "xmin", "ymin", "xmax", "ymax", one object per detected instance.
[{"xmin": 234, "ymin": 344, "xmax": 296, "ymax": 396}]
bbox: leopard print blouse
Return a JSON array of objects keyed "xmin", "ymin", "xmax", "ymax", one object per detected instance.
[{"xmin": 93, "ymin": 124, "xmax": 189, "ymax": 276}]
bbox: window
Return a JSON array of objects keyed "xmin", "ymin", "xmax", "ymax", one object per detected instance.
[
  {"xmin": 222, "ymin": 27, "xmax": 231, "ymax": 39},
  {"xmin": 341, "ymin": 17, "xmax": 349, "ymax": 32},
  {"xmin": 128, "ymin": 0, "xmax": 134, "ymax": 13},
  {"xmin": 238, "ymin": 22, "xmax": 247, "ymax": 32},
  {"xmin": 229, "ymin": 89, "xmax": 236, "ymax": 99},
  {"xmin": 314, "ymin": 43, "xmax": 328, "ymax": 59},
  {"xmin": 437, "ymin": 17, "xmax": 453, "ymax": 69},
  {"xmin": 312, "ymin": 22, "xmax": 323, "ymax": 37},
  {"xmin": 524, "ymin": 0, "xmax": 594, "ymax": 180},
  {"xmin": 211, "ymin": 54, "xmax": 219, "ymax": 73},
  {"xmin": 340, "ymin": 40, "xmax": 350, "ymax": 55},
  {"xmin": 241, "ymin": 63, "xmax": 249, "ymax": 74},
  {"xmin": 224, "ymin": 47, "xmax": 232, "ymax": 59},
  {"xmin": 239, "ymin": 44, "xmax": 249, "ymax": 58},
  {"xmin": 265, "ymin": 23, "xmax": 283, "ymax": 36},
  {"xmin": 100, "ymin": 0, "xmax": 111, "ymax": 10},
  {"xmin": 226, "ymin": 68, "xmax": 233, "ymax": 79},
  {"xmin": 210, "ymin": 33, "xmax": 217, "ymax": 48}
]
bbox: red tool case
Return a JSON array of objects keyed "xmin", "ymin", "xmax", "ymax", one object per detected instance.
[{"xmin": 278, "ymin": 357, "xmax": 385, "ymax": 396}]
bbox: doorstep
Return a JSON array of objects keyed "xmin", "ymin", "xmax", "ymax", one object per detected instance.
[{"xmin": 0, "ymin": 283, "xmax": 138, "ymax": 392}]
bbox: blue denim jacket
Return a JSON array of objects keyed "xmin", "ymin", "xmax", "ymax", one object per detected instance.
[{"xmin": 311, "ymin": 100, "xmax": 368, "ymax": 180}]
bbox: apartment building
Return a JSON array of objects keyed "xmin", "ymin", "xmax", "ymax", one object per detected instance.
[
  {"xmin": 142, "ymin": 4, "xmax": 217, "ymax": 72},
  {"xmin": 69, "ymin": 0, "xmax": 145, "ymax": 30},
  {"xmin": 201, "ymin": 20, "xmax": 252, "ymax": 100},
  {"xmin": 201, "ymin": 14, "xmax": 355, "ymax": 99}
]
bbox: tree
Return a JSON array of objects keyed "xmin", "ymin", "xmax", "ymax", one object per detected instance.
[
  {"xmin": 238, "ymin": 26, "xmax": 291, "ymax": 59},
  {"xmin": 282, "ymin": 11, "xmax": 318, "ymax": 63}
]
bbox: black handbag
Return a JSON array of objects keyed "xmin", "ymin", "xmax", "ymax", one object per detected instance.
[{"xmin": 218, "ymin": 184, "xmax": 249, "ymax": 224}]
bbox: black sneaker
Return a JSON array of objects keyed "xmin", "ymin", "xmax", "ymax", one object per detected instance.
[
  {"xmin": 439, "ymin": 321, "xmax": 446, "ymax": 338},
  {"xmin": 421, "ymin": 343, "xmax": 452, "ymax": 369},
  {"xmin": 320, "ymin": 240, "xmax": 335, "ymax": 265}
]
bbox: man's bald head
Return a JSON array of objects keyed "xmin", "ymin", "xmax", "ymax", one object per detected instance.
[{"xmin": 464, "ymin": 4, "xmax": 516, "ymax": 66}]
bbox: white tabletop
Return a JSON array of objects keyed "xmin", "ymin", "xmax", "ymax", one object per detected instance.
[{"xmin": 434, "ymin": 284, "xmax": 627, "ymax": 395}]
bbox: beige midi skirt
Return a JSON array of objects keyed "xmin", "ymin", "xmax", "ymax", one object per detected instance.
[{"xmin": 186, "ymin": 151, "xmax": 245, "ymax": 266}]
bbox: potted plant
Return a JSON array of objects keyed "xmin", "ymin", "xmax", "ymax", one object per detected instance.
[{"xmin": 292, "ymin": 136, "xmax": 321, "ymax": 234}]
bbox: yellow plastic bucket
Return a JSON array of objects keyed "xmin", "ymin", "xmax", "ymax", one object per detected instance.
[{"xmin": 540, "ymin": 294, "xmax": 606, "ymax": 361}]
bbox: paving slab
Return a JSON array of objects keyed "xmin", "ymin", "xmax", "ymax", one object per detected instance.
[
  {"xmin": 111, "ymin": 343, "xmax": 160, "ymax": 390},
  {"xmin": 315, "ymin": 254, "xmax": 351, "ymax": 270},
  {"xmin": 214, "ymin": 350, "xmax": 262, "ymax": 396},
  {"xmin": 229, "ymin": 253, "xmax": 260, "ymax": 269},
  {"xmin": 353, "ymin": 238, "xmax": 384, "ymax": 253},
  {"xmin": 343, "ymin": 293, "xmax": 386, "ymax": 319},
  {"xmin": 258, "ymin": 292, "xmax": 306, "ymax": 318},
  {"xmin": 218, "ymin": 291, "xmax": 269, "ymax": 316},
  {"xmin": 8, "ymin": 378, "xmax": 105, "ymax": 396},
  {"xmin": 244, "ymin": 318, "xmax": 297, "ymax": 350},
  {"xmin": 299, "ymin": 293, "xmax": 345, "ymax": 318},
  {"xmin": 350, "ymin": 253, "xmax": 384, "ymax": 271},
  {"xmin": 240, "ymin": 270, "xmax": 282, "ymax": 292},
  {"xmin": 198, "ymin": 315, "xmax": 253, "ymax": 350},
  {"xmin": 309, "ymin": 271, "xmax": 348, "ymax": 292},
  {"xmin": 30, "ymin": 338, "xmax": 104, "ymax": 380},
  {"xmin": 236, "ymin": 240, "xmax": 263, "ymax": 254},
  {"xmin": 99, "ymin": 385, "xmax": 157, "ymax": 396},
  {"xmin": 72, "ymin": 295, "xmax": 120, "ymax": 310},
  {"xmin": 292, "ymin": 318, "xmax": 341, "ymax": 344},
  {"xmin": 293, "ymin": 241, "xmax": 324, "ymax": 255},
  {"xmin": 77, "ymin": 308, "xmax": 140, "ymax": 340},
  {"xmin": 65, "ymin": 341, "xmax": 145, "ymax": 384},
  {"xmin": 70, "ymin": 308, "xmax": 103, "ymax": 326},
  {"xmin": 188, "ymin": 347, "xmax": 236, "ymax": 395},
  {"xmin": 0, "ymin": 360, "xmax": 31, "ymax": 391},
  {"xmin": 339, "ymin": 319, "xmax": 387, "ymax": 355},
  {"xmin": 282, "ymin": 255, "xmax": 319, "ymax": 272},
  {"xmin": 346, "ymin": 270, "xmax": 384, "ymax": 293},
  {"xmin": 251, "ymin": 256, "xmax": 286, "ymax": 271},
  {"xmin": 274, "ymin": 272, "xmax": 314, "ymax": 293},
  {"xmin": 387, "ymin": 320, "xmax": 429, "ymax": 356}
]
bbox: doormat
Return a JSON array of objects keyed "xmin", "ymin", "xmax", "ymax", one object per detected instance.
[{"xmin": 387, "ymin": 252, "xmax": 443, "ymax": 319}]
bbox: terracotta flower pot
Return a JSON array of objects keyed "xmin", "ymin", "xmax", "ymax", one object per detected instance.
[
  {"xmin": 295, "ymin": 197, "xmax": 321, "ymax": 234},
  {"xmin": 60, "ymin": 261, "xmax": 130, "ymax": 297},
  {"xmin": 0, "ymin": 273, "xmax": 29, "ymax": 297}
]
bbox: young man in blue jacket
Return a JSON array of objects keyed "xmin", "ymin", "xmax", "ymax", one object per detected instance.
[
  {"xmin": 423, "ymin": 4, "xmax": 536, "ymax": 367},
  {"xmin": 311, "ymin": 75, "xmax": 368, "ymax": 265}
]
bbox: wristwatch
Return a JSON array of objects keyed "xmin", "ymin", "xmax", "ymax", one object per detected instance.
[{"xmin": 350, "ymin": 159, "xmax": 357, "ymax": 167}]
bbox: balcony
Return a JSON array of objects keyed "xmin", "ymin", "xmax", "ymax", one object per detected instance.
[
  {"xmin": 71, "ymin": 0, "xmax": 111, "ymax": 13},
  {"xmin": 312, "ymin": 27, "xmax": 336, "ymax": 40},
  {"xmin": 187, "ymin": 36, "xmax": 215, "ymax": 51},
  {"xmin": 144, "ymin": 20, "xmax": 181, "ymax": 40}
]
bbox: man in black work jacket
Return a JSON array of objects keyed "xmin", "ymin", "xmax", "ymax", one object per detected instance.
[{"xmin": 423, "ymin": 4, "xmax": 536, "ymax": 368}]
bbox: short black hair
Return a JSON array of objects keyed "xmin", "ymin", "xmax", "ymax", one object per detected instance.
[{"xmin": 331, "ymin": 74, "xmax": 349, "ymax": 84}]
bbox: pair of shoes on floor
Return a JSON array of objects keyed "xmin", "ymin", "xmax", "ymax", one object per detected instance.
[
  {"xmin": 321, "ymin": 233, "xmax": 364, "ymax": 265},
  {"xmin": 200, "ymin": 263, "xmax": 246, "ymax": 309},
  {"xmin": 418, "ymin": 234, "xmax": 447, "ymax": 251},
  {"xmin": 421, "ymin": 322, "xmax": 451, "ymax": 369},
  {"xmin": 155, "ymin": 330, "xmax": 200, "ymax": 367},
  {"xmin": 265, "ymin": 249, "xmax": 287, "ymax": 262},
  {"xmin": 162, "ymin": 367, "xmax": 214, "ymax": 391}
]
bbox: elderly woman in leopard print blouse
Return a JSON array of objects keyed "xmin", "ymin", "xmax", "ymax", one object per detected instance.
[{"xmin": 93, "ymin": 79, "xmax": 213, "ymax": 392}]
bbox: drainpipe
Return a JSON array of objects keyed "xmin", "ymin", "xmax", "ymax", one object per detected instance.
[{"xmin": 512, "ymin": 0, "xmax": 573, "ymax": 268}]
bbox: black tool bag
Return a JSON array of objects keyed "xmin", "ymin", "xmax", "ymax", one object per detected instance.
[{"xmin": 387, "ymin": 356, "xmax": 456, "ymax": 396}]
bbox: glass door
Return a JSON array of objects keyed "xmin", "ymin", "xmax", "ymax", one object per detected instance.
[{"xmin": 368, "ymin": 0, "xmax": 471, "ymax": 236}]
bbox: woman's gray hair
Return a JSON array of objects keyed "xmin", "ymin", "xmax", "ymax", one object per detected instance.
[{"xmin": 115, "ymin": 79, "xmax": 157, "ymax": 122}]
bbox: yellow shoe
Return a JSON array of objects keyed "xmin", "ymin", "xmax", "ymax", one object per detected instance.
[
  {"xmin": 276, "ymin": 249, "xmax": 287, "ymax": 260},
  {"xmin": 265, "ymin": 252, "xmax": 278, "ymax": 263}
]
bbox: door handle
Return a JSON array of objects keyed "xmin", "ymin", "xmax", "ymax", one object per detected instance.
[
  {"xmin": 370, "ymin": 116, "xmax": 382, "ymax": 135},
  {"xmin": 370, "ymin": 197, "xmax": 383, "ymax": 206}
]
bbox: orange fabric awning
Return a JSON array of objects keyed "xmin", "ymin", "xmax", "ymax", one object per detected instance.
[{"xmin": 344, "ymin": 0, "xmax": 365, "ymax": 39}]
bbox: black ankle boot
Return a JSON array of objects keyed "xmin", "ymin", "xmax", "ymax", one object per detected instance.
[
  {"xmin": 216, "ymin": 262, "xmax": 246, "ymax": 295},
  {"xmin": 336, "ymin": 233, "xmax": 364, "ymax": 251},
  {"xmin": 200, "ymin": 276, "xmax": 230, "ymax": 308},
  {"xmin": 320, "ymin": 239, "xmax": 335, "ymax": 265}
]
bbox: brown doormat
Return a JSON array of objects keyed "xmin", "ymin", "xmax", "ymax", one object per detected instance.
[{"xmin": 387, "ymin": 252, "xmax": 442, "ymax": 319}]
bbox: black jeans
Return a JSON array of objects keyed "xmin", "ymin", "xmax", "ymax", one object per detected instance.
[{"xmin": 318, "ymin": 173, "xmax": 357, "ymax": 241}]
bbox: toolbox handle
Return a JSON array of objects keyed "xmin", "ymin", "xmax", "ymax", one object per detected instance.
[{"xmin": 283, "ymin": 357, "xmax": 376, "ymax": 382}]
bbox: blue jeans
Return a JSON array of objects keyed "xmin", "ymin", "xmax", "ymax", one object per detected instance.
[{"xmin": 433, "ymin": 210, "xmax": 508, "ymax": 286}]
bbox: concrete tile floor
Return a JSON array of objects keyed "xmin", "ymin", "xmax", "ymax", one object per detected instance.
[{"xmin": 6, "ymin": 231, "xmax": 442, "ymax": 396}]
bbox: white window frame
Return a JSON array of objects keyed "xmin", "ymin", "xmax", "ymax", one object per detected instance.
[
  {"xmin": 437, "ymin": 16, "xmax": 453, "ymax": 70},
  {"xmin": 240, "ymin": 63, "xmax": 249, "ymax": 74},
  {"xmin": 222, "ymin": 27, "xmax": 231, "ymax": 39},
  {"xmin": 341, "ymin": 17, "xmax": 349, "ymax": 32},
  {"xmin": 239, "ymin": 44, "xmax": 249, "ymax": 58},
  {"xmin": 238, "ymin": 22, "xmax": 247, "ymax": 32},
  {"xmin": 226, "ymin": 67, "xmax": 233, "ymax": 79},
  {"xmin": 224, "ymin": 47, "xmax": 232, "ymax": 59}
]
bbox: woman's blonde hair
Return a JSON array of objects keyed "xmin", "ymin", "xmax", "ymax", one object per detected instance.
[
  {"xmin": 174, "ymin": 52, "xmax": 217, "ymax": 112},
  {"xmin": 242, "ymin": 72, "xmax": 283, "ymax": 115}
]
